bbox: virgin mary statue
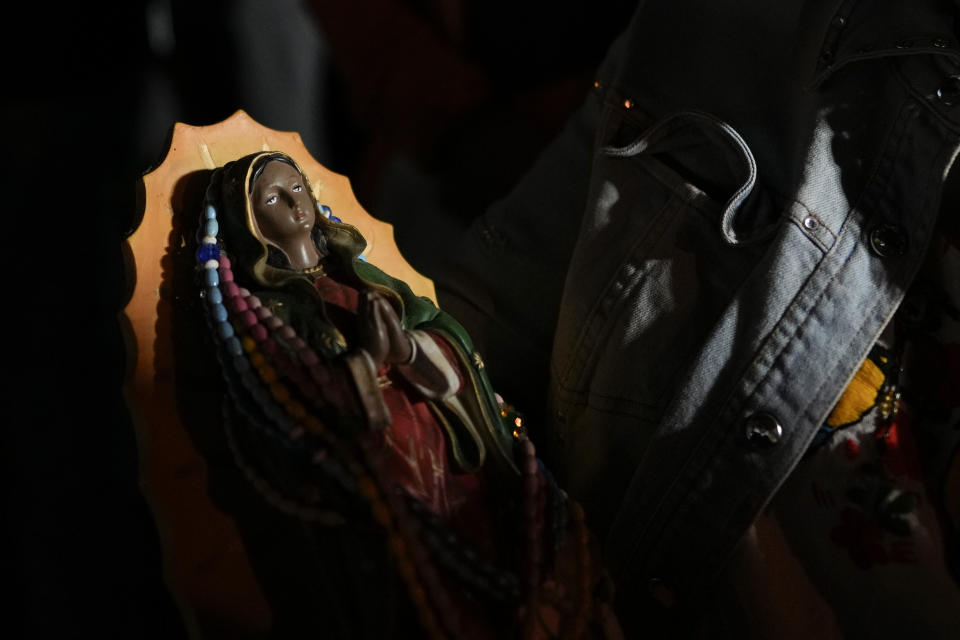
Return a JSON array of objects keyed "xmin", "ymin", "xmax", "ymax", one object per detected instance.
[{"xmin": 192, "ymin": 151, "xmax": 618, "ymax": 639}]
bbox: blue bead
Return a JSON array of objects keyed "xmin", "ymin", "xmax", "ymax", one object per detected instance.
[
  {"xmin": 232, "ymin": 355, "xmax": 250, "ymax": 373},
  {"xmin": 206, "ymin": 287, "xmax": 223, "ymax": 305},
  {"xmin": 204, "ymin": 269, "xmax": 219, "ymax": 287},
  {"xmin": 242, "ymin": 371, "xmax": 259, "ymax": 390},
  {"xmin": 196, "ymin": 243, "xmax": 220, "ymax": 262},
  {"xmin": 225, "ymin": 336, "xmax": 243, "ymax": 356},
  {"xmin": 204, "ymin": 219, "xmax": 219, "ymax": 237},
  {"xmin": 217, "ymin": 321, "xmax": 234, "ymax": 340},
  {"xmin": 204, "ymin": 204, "xmax": 217, "ymax": 220},
  {"xmin": 268, "ymin": 411, "xmax": 290, "ymax": 432},
  {"xmin": 211, "ymin": 303, "xmax": 228, "ymax": 323}
]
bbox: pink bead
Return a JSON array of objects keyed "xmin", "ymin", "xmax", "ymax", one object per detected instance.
[
  {"xmin": 255, "ymin": 306, "xmax": 272, "ymax": 320},
  {"xmin": 309, "ymin": 364, "xmax": 331, "ymax": 385},
  {"xmin": 247, "ymin": 296, "xmax": 261, "ymax": 309},
  {"xmin": 222, "ymin": 282, "xmax": 240, "ymax": 298},
  {"xmin": 288, "ymin": 337, "xmax": 307, "ymax": 350},
  {"xmin": 229, "ymin": 297, "xmax": 248, "ymax": 313},
  {"xmin": 249, "ymin": 324, "xmax": 268, "ymax": 342},
  {"xmin": 218, "ymin": 256, "xmax": 231, "ymax": 269},
  {"xmin": 238, "ymin": 287, "xmax": 250, "ymax": 298},
  {"xmin": 265, "ymin": 316, "xmax": 283, "ymax": 329},
  {"xmin": 260, "ymin": 338, "xmax": 277, "ymax": 355},
  {"xmin": 278, "ymin": 325, "xmax": 296, "ymax": 340},
  {"xmin": 241, "ymin": 310, "xmax": 258, "ymax": 327},
  {"xmin": 290, "ymin": 427, "xmax": 304, "ymax": 440},
  {"xmin": 300, "ymin": 350, "xmax": 319, "ymax": 366},
  {"xmin": 218, "ymin": 268, "xmax": 234, "ymax": 282},
  {"xmin": 525, "ymin": 457, "xmax": 538, "ymax": 475}
]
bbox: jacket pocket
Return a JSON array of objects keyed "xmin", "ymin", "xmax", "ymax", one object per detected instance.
[{"xmin": 552, "ymin": 107, "xmax": 777, "ymax": 422}]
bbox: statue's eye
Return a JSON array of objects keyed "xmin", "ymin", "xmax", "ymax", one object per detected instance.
[
  {"xmin": 292, "ymin": 184, "xmax": 302, "ymax": 192},
  {"xmin": 265, "ymin": 195, "xmax": 278, "ymax": 205}
]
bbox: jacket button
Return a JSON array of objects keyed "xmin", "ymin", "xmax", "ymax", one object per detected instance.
[
  {"xmin": 744, "ymin": 412, "xmax": 783, "ymax": 448},
  {"xmin": 937, "ymin": 75, "xmax": 960, "ymax": 107},
  {"xmin": 868, "ymin": 222, "xmax": 908, "ymax": 258},
  {"xmin": 647, "ymin": 578, "xmax": 677, "ymax": 608}
]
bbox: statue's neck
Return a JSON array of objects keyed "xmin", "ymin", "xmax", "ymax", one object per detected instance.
[{"xmin": 279, "ymin": 238, "xmax": 322, "ymax": 271}]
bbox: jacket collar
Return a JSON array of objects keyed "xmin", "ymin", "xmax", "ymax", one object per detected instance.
[{"xmin": 812, "ymin": 0, "xmax": 959, "ymax": 86}]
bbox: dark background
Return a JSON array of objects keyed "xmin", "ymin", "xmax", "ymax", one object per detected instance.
[{"xmin": 5, "ymin": 2, "xmax": 634, "ymax": 636}]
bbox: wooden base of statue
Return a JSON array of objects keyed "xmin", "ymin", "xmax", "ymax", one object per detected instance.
[{"xmin": 122, "ymin": 111, "xmax": 436, "ymax": 637}]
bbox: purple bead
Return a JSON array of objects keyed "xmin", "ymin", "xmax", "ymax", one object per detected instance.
[
  {"xmin": 241, "ymin": 310, "xmax": 258, "ymax": 327},
  {"xmin": 219, "ymin": 268, "xmax": 234, "ymax": 283},
  {"xmin": 229, "ymin": 297, "xmax": 248, "ymax": 313},
  {"xmin": 222, "ymin": 282, "xmax": 240, "ymax": 298},
  {"xmin": 219, "ymin": 256, "xmax": 231, "ymax": 270},
  {"xmin": 255, "ymin": 307, "xmax": 272, "ymax": 320}
]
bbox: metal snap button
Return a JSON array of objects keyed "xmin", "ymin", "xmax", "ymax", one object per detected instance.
[
  {"xmin": 648, "ymin": 578, "xmax": 677, "ymax": 608},
  {"xmin": 937, "ymin": 75, "xmax": 960, "ymax": 107},
  {"xmin": 932, "ymin": 37, "xmax": 949, "ymax": 48},
  {"xmin": 744, "ymin": 412, "xmax": 783, "ymax": 448},
  {"xmin": 803, "ymin": 216, "xmax": 819, "ymax": 230},
  {"xmin": 868, "ymin": 222, "xmax": 908, "ymax": 258},
  {"xmin": 894, "ymin": 39, "xmax": 913, "ymax": 49}
]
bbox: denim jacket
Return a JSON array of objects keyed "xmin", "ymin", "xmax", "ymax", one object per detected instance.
[{"xmin": 436, "ymin": 0, "xmax": 960, "ymax": 632}]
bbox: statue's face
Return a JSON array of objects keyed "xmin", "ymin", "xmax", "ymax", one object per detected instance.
[{"xmin": 251, "ymin": 160, "xmax": 316, "ymax": 246}]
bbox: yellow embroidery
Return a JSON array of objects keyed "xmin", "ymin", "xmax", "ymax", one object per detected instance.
[{"xmin": 827, "ymin": 356, "xmax": 885, "ymax": 428}]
